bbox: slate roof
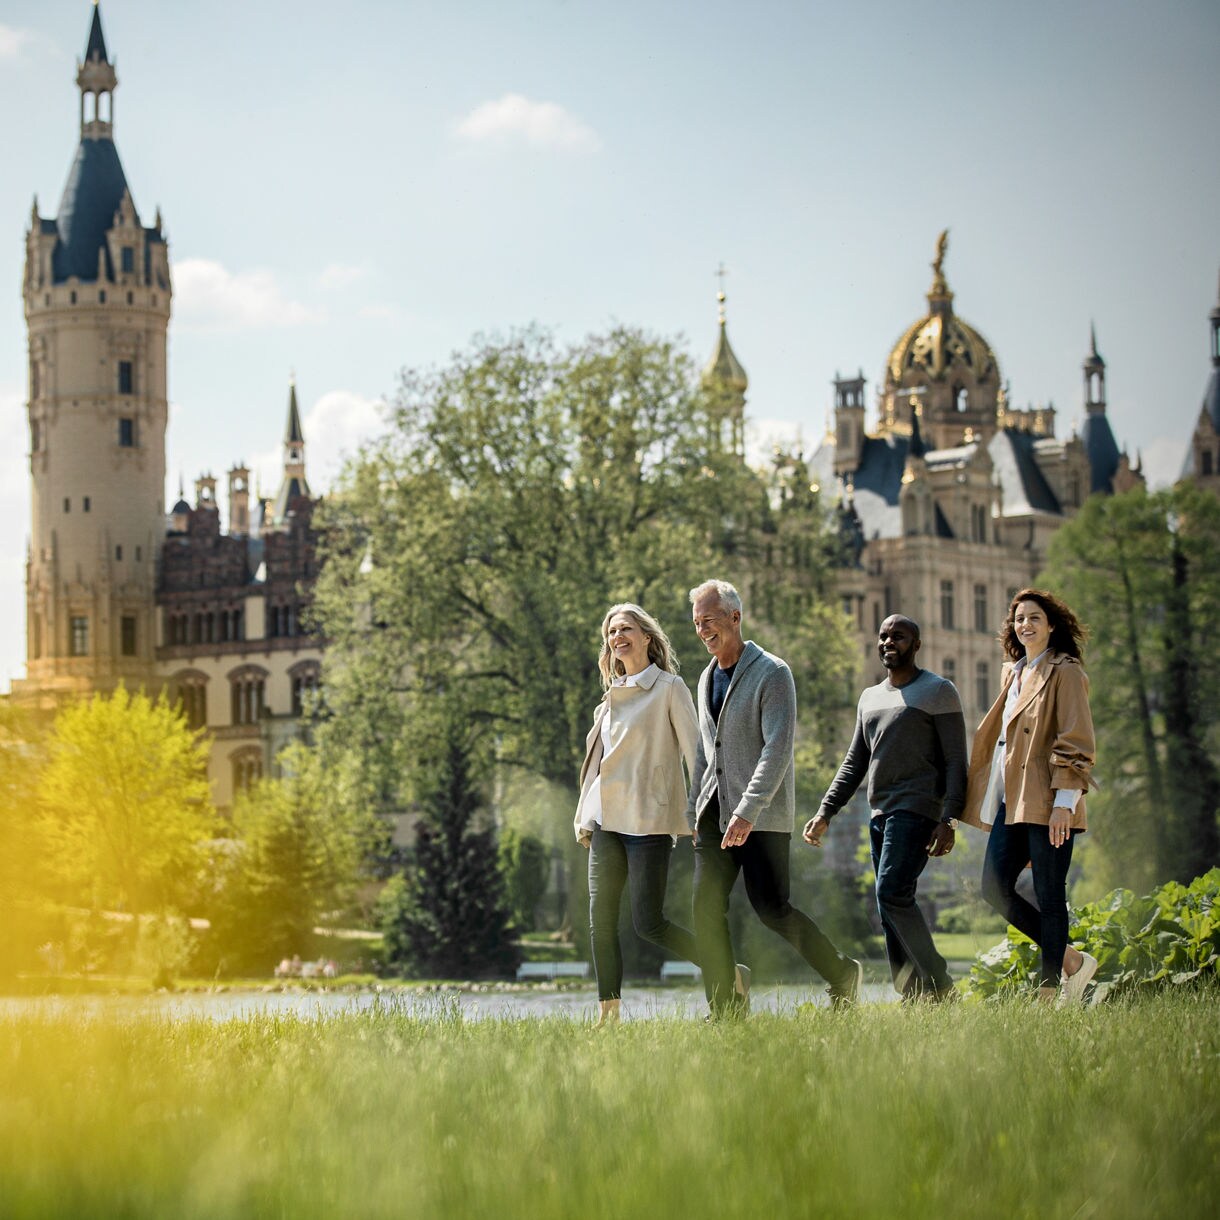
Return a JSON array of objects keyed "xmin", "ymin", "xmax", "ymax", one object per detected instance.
[
  {"xmin": 52, "ymin": 138, "xmax": 133, "ymax": 283},
  {"xmin": 85, "ymin": 5, "xmax": 109, "ymax": 63},
  {"xmin": 1080, "ymin": 411, "xmax": 1121, "ymax": 494},
  {"xmin": 812, "ymin": 424, "xmax": 1066, "ymax": 544}
]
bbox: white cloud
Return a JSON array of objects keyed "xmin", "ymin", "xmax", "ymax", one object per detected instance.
[
  {"xmin": 744, "ymin": 415, "xmax": 823, "ymax": 471},
  {"xmin": 252, "ymin": 389, "xmax": 386, "ymax": 497},
  {"xmin": 1139, "ymin": 434, "xmax": 1189, "ymax": 490},
  {"xmin": 454, "ymin": 93, "xmax": 600, "ymax": 152},
  {"xmin": 319, "ymin": 262, "xmax": 369, "ymax": 289},
  {"xmin": 0, "ymin": 24, "xmax": 33, "ymax": 59},
  {"xmin": 356, "ymin": 301, "xmax": 417, "ymax": 324},
  {"xmin": 174, "ymin": 258, "xmax": 324, "ymax": 330}
]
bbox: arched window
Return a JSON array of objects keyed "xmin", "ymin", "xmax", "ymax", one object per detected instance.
[
  {"xmin": 171, "ymin": 670, "xmax": 209, "ymax": 730},
  {"xmin": 228, "ymin": 665, "xmax": 269, "ymax": 726},
  {"xmin": 290, "ymin": 660, "xmax": 322, "ymax": 717},
  {"xmin": 231, "ymin": 748, "xmax": 263, "ymax": 796}
]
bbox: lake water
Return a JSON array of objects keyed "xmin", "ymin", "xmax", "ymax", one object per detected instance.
[{"xmin": 0, "ymin": 982, "xmax": 896, "ymax": 1023}]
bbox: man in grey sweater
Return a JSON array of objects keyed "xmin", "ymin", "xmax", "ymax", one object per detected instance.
[
  {"xmin": 804, "ymin": 614, "xmax": 966, "ymax": 1000},
  {"xmin": 688, "ymin": 580, "xmax": 861, "ymax": 1017}
]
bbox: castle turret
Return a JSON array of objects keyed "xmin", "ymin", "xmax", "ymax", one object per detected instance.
[{"xmin": 17, "ymin": 2, "xmax": 171, "ymax": 704}]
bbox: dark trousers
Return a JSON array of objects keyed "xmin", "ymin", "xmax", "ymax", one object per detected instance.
[
  {"xmin": 588, "ymin": 827, "xmax": 698, "ymax": 1001},
  {"xmin": 980, "ymin": 802, "xmax": 1075, "ymax": 987},
  {"xmin": 870, "ymin": 812, "xmax": 952, "ymax": 995},
  {"xmin": 693, "ymin": 807, "xmax": 850, "ymax": 1013}
]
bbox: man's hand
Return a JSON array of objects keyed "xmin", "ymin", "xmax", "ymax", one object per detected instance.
[
  {"xmin": 927, "ymin": 823, "xmax": 955, "ymax": 857},
  {"xmin": 720, "ymin": 814, "xmax": 754, "ymax": 850},
  {"xmin": 803, "ymin": 813, "xmax": 831, "ymax": 847}
]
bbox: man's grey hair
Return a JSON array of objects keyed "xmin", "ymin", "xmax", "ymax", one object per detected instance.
[{"xmin": 689, "ymin": 579, "xmax": 743, "ymax": 616}]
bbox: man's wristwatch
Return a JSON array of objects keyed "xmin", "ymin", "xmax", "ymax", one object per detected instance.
[{"xmin": 942, "ymin": 818, "xmax": 958, "ymax": 829}]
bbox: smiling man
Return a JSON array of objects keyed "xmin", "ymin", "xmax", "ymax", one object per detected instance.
[
  {"xmin": 687, "ymin": 579, "xmax": 861, "ymax": 1017},
  {"xmin": 804, "ymin": 614, "xmax": 967, "ymax": 1002}
]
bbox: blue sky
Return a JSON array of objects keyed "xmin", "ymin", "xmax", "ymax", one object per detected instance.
[{"xmin": 2, "ymin": 0, "xmax": 1218, "ymax": 693}]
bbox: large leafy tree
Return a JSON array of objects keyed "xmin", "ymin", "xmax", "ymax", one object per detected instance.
[
  {"xmin": 313, "ymin": 326, "xmax": 764, "ymax": 801},
  {"xmin": 1042, "ymin": 483, "xmax": 1220, "ymax": 890},
  {"xmin": 37, "ymin": 687, "xmax": 216, "ymax": 915}
]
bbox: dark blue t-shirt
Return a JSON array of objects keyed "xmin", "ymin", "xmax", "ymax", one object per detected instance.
[{"xmin": 710, "ymin": 663, "xmax": 736, "ymax": 722}]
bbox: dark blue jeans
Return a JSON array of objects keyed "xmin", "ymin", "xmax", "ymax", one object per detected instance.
[
  {"xmin": 981, "ymin": 802, "xmax": 1075, "ymax": 987},
  {"xmin": 693, "ymin": 807, "xmax": 852, "ymax": 1014},
  {"xmin": 870, "ymin": 812, "xmax": 952, "ymax": 995},
  {"xmin": 588, "ymin": 827, "xmax": 698, "ymax": 1001}
]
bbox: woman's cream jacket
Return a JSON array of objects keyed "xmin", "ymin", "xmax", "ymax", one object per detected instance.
[{"xmin": 573, "ymin": 669, "xmax": 699, "ymax": 845}]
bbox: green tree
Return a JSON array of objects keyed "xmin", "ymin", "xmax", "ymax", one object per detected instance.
[
  {"xmin": 1043, "ymin": 483, "xmax": 1220, "ymax": 890},
  {"xmin": 0, "ymin": 705, "xmax": 47, "ymax": 979},
  {"xmin": 37, "ymin": 687, "xmax": 215, "ymax": 915},
  {"xmin": 313, "ymin": 326, "xmax": 762, "ymax": 799},
  {"xmin": 377, "ymin": 719, "xmax": 519, "ymax": 978},
  {"xmin": 208, "ymin": 743, "xmax": 371, "ymax": 971},
  {"xmin": 498, "ymin": 826, "xmax": 550, "ymax": 933}
]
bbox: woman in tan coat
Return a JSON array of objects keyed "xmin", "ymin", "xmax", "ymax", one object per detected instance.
[
  {"xmin": 963, "ymin": 588, "xmax": 1099, "ymax": 1004},
  {"xmin": 574, "ymin": 604, "xmax": 700, "ymax": 1025}
]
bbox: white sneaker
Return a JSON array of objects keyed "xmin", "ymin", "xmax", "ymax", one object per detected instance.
[{"xmin": 1059, "ymin": 951, "xmax": 1099, "ymax": 1006}]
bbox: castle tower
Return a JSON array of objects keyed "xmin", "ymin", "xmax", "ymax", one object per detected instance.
[
  {"xmin": 271, "ymin": 379, "xmax": 312, "ymax": 524},
  {"xmin": 17, "ymin": 3, "xmax": 171, "ymax": 705},
  {"xmin": 1180, "ymin": 271, "xmax": 1220, "ymax": 495},
  {"xmin": 701, "ymin": 270, "xmax": 748, "ymax": 458},
  {"xmin": 1078, "ymin": 325, "xmax": 1124, "ymax": 495},
  {"xmin": 832, "ymin": 371, "xmax": 866, "ymax": 480}
]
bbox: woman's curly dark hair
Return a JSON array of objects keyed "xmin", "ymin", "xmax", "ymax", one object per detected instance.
[{"xmin": 999, "ymin": 587, "xmax": 1088, "ymax": 662}]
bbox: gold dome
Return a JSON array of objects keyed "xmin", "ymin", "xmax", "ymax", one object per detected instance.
[{"xmin": 885, "ymin": 231, "xmax": 999, "ymax": 389}]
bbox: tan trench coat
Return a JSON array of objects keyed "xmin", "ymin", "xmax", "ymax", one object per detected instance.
[{"xmin": 962, "ymin": 650, "xmax": 1096, "ymax": 832}]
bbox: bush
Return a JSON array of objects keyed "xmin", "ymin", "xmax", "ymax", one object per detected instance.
[{"xmin": 968, "ymin": 867, "xmax": 1220, "ymax": 999}]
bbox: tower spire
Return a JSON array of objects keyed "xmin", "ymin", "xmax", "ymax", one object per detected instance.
[{"xmin": 77, "ymin": 1, "xmax": 117, "ymax": 140}]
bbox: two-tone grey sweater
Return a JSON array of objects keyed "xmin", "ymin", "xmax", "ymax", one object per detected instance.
[{"xmin": 818, "ymin": 668, "xmax": 967, "ymax": 824}]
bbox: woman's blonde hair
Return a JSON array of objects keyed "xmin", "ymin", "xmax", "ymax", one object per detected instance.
[{"xmin": 597, "ymin": 603, "xmax": 679, "ymax": 688}]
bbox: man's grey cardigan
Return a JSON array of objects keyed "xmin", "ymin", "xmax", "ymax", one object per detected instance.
[{"xmin": 686, "ymin": 640, "xmax": 797, "ymax": 834}]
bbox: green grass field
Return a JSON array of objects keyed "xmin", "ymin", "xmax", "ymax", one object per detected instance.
[{"xmin": 1, "ymin": 991, "xmax": 1215, "ymax": 1219}]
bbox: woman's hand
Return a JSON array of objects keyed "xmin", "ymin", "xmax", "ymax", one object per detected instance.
[{"xmin": 1048, "ymin": 807, "xmax": 1072, "ymax": 848}]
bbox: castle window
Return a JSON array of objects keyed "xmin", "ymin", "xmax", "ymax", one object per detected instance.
[
  {"xmin": 954, "ymin": 386, "xmax": 968, "ymax": 412},
  {"xmin": 115, "ymin": 545, "xmax": 123, "ymax": 561},
  {"xmin": 1203, "ymin": 451, "xmax": 1214, "ymax": 477},
  {"xmin": 63, "ymin": 498, "xmax": 70, "ymax": 513},
  {"xmin": 943, "ymin": 657, "xmax": 956, "ymax": 687},
  {"xmin": 232, "ymin": 749, "xmax": 263, "ymax": 796},
  {"xmin": 83, "ymin": 497, "xmax": 91, "ymax": 512},
  {"xmin": 120, "ymin": 616, "xmax": 137, "ymax": 657},
  {"xmin": 290, "ymin": 663, "xmax": 322, "ymax": 717},
  {"xmin": 126, "ymin": 291, "xmax": 133, "ymax": 305},
  {"xmin": 121, "ymin": 247, "xmax": 134, "ymax": 274},
  {"xmin": 974, "ymin": 584, "xmax": 989, "ymax": 633},
  {"xmin": 98, "ymin": 290, "xmax": 106, "ymax": 304},
  {"xmin": 173, "ymin": 673, "xmax": 208, "ymax": 731},
  {"xmin": 70, "ymin": 290, "xmax": 77, "ymax": 305},
  {"xmin": 971, "ymin": 504, "xmax": 988, "ymax": 543},
  {"xmin": 135, "ymin": 547, "xmax": 141, "ymax": 561},
  {"xmin": 70, "ymin": 616, "xmax": 89, "ymax": 657},
  {"xmin": 31, "ymin": 421, "xmax": 40, "ymax": 452},
  {"xmin": 118, "ymin": 361, "xmax": 134, "ymax": 395},
  {"xmin": 940, "ymin": 580, "xmax": 956, "ymax": 630},
  {"xmin": 975, "ymin": 661, "xmax": 991, "ymax": 713},
  {"xmin": 119, "ymin": 417, "xmax": 135, "ymax": 448},
  {"xmin": 230, "ymin": 669, "xmax": 268, "ymax": 726}
]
